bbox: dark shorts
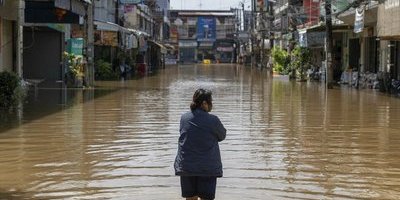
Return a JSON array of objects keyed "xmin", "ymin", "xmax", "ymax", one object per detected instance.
[{"xmin": 180, "ymin": 176, "xmax": 217, "ymax": 200}]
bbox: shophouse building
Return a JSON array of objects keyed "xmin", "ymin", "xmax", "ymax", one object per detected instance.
[{"xmin": 169, "ymin": 10, "xmax": 236, "ymax": 63}]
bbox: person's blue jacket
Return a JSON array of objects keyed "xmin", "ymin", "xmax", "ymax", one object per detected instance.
[{"xmin": 174, "ymin": 108, "xmax": 227, "ymax": 177}]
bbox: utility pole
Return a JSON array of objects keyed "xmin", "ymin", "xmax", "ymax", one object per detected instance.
[
  {"xmin": 268, "ymin": 0, "xmax": 274, "ymax": 73},
  {"xmin": 325, "ymin": 0, "xmax": 334, "ymax": 88},
  {"xmin": 84, "ymin": 2, "xmax": 94, "ymax": 87},
  {"xmin": 16, "ymin": 0, "xmax": 24, "ymax": 78},
  {"xmin": 241, "ymin": 2, "xmax": 245, "ymax": 31},
  {"xmin": 251, "ymin": 0, "xmax": 256, "ymax": 67}
]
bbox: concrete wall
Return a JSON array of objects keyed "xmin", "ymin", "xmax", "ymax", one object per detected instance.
[
  {"xmin": 0, "ymin": 18, "xmax": 14, "ymax": 72},
  {"xmin": 0, "ymin": 0, "xmax": 18, "ymax": 20},
  {"xmin": 94, "ymin": 0, "xmax": 116, "ymax": 23}
]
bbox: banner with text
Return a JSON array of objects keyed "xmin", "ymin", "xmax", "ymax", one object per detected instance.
[
  {"xmin": 197, "ymin": 17, "xmax": 216, "ymax": 42},
  {"xmin": 354, "ymin": 7, "xmax": 364, "ymax": 33}
]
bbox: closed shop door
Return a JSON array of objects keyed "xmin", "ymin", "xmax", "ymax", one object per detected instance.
[
  {"xmin": 389, "ymin": 41, "xmax": 400, "ymax": 80},
  {"xmin": 179, "ymin": 48, "xmax": 196, "ymax": 63},
  {"xmin": 23, "ymin": 27, "xmax": 62, "ymax": 81},
  {"xmin": 397, "ymin": 41, "xmax": 400, "ymax": 80},
  {"xmin": 349, "ymin": 38, "xmax": 360, "ymax": 70}
]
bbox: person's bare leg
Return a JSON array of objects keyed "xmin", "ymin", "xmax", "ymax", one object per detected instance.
[{"xmin": 186, "ymin": 196, "xmax": 198, "ymax": 200}]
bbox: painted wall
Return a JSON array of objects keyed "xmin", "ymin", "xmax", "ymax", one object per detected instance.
[
  {"xmin": 0, "ymin": 18, "xmax": 14, "ymax": 72},
  {"xmin": 303, "ymin": 0, "xmax": 319, "ymax": 26},
  {"xmin": 0, "ymin": 0, "xmax": 18, "ymax": 20}
]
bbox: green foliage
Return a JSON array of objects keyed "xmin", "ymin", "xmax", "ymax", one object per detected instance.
[
  {"xmin": 0, "ymin": 71, "xmax": 25, "ymax": 108},
  {"xmin": 63, "ymin": 52, "xmax": 84, "ymax": 78},
  {"xmin": 95, "ymin": 59, "xmax": 118, "ymax": 80},
  {"xmin": 291, "ymin": 46, "xmax": 311, "ymax": 80},
  {"xmin": 271, "ymin": 47, "xmax": 290, "ymax": 74}
]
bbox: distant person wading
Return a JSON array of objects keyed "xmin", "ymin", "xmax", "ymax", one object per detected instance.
[{"xmin": 174, "ymin": 89, "xmax": 227, "ymax": 200}]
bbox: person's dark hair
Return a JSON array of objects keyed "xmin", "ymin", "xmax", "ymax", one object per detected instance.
[{"xmin": 190, "ymin": 89, "xmax": 212, "ymax": 111}]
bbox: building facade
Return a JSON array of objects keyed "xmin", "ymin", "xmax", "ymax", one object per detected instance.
[
  {"xmin": 169, "ymin": 10, "xmax": 236, "ymax": 63},
  {"xmin": 0, "ymin": 0, "xmax": 20, "ymax": 73}
]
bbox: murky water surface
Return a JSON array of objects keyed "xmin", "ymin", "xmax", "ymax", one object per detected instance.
[{"xmin": 1, "ymin": 64, "xmax": 400, "ymax": 199}]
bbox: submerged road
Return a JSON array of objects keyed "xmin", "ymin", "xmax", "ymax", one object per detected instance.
[{"xmin": 1, "ymin": 64, "xmax": 400, "ymax": 199}]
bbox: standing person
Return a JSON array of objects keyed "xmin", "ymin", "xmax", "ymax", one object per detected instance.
[{"xmin": 174, "ymin": 89, "xmax": 227, "ymax": 200}]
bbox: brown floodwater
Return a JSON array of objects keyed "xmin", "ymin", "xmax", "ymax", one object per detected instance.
[{"xmin": 1, "ymin": 64, "xmax": 400, "ymax": 200}]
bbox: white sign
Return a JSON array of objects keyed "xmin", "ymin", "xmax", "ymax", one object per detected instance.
[
  {"xmin": 354, "ymin": 7, "xmax": 364, "ymax": 33},
  {"xmin": 385, "ymin": 0, "xmax": 400, "ymax": 9}
]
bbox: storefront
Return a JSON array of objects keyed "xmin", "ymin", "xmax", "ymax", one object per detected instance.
[
  {"xmin": 377, "ymin": 1, "xmax": 400, "ymax": 80},
  {"xmin": 23, "ymin": 0, "xmax": 89, "ymax": 85},
  {"xmin": 299, "ymin": 29, "xmax": 325, "ymax": 74},
  {"xmin": 0, "ymin": 0, "xmax": 18, "ymax": 72},
  {"xmin": 299, "ymin": 27, "xmax": 346, "ymax": 80},
  {"xmin": 214, "ymin": 39, "xmax": 235, "ymax": 63},
  {"xmin": 197, "ymin": 41, "xmax": 214, "ymax": 61},
  {"xmin": 178, "ymin": 40, "xmax": 197, "ymax": 63}
]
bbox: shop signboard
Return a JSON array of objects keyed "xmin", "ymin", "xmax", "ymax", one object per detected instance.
[
  {"xmin": 179, "ymin": 40, "xmax": 198, "ymax": 47},
  {"xmin": 94, "ymin": 31, "xmax": 118, "ymax": 47},
  {"xmin": 197, "ymin": 17, "xmax": 216, "ymax": 42},
  {"xmin": 120, "ymin": 0, "xmax": 142, "ymax": 4},
  {"xmin": 67, "ymin": 38, "xmax": 84, "ymax": 55},
  {"xmin": 299, "ymin": 31, "xmax": 325, "ymax": 48},
  {"xmin": 216, "ymin": 47, "xmax": 234, "ymax": 52},
  {"xmin": 299, "ymin": 30, "xmax": 307, "ymax": 47}
]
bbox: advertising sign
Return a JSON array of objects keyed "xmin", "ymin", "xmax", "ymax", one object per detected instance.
[
  {"xmin": 299, "ymin": 30, "xmax": 325, "ymax": 48},
  {"xmin": 197, "ymin": 17, "xmax": 216, "ymax": 42}
]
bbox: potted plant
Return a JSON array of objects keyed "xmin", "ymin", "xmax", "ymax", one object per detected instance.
[
  {"xmin": 291, "ymin": 46, "xmax": 311, "ymax": 81},
  {"xmin": 64, "ymin": 52, "xmax": 85, "ymax": 87}
]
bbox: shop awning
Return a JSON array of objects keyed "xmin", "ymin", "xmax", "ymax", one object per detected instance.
[
  {"xmin": 148, "ymin": 40, "xmax": 167, "ymax": 53},
  {"xmin": 164, "ymin": 44, "xmax": 175, "ymax": 50},
  {"xmin": 300, "ymin": 23, "xmax": 352, "ymax": 32},
  {"xmin": 94, "ymin": 20, "xmax": 142, "ymax": 34},
  {"xmin": 26, "ymin": 1, "xmax": 80, "ymax": 23},
  {"xmin": 128, "ymin": 29, "xmax": 151, "ymax": 37},
  {"xmin": 94, "ymin": 21, "xmax": 120, "ymax": 32},
  {"xmin": 80, "ymin": 0, "xmax": 92, "ymax": 4}
]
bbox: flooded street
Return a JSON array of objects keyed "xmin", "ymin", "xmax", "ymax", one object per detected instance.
[{"xmin": 1, "ymin": 64, "xmax": 400, "ymax": 199}]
